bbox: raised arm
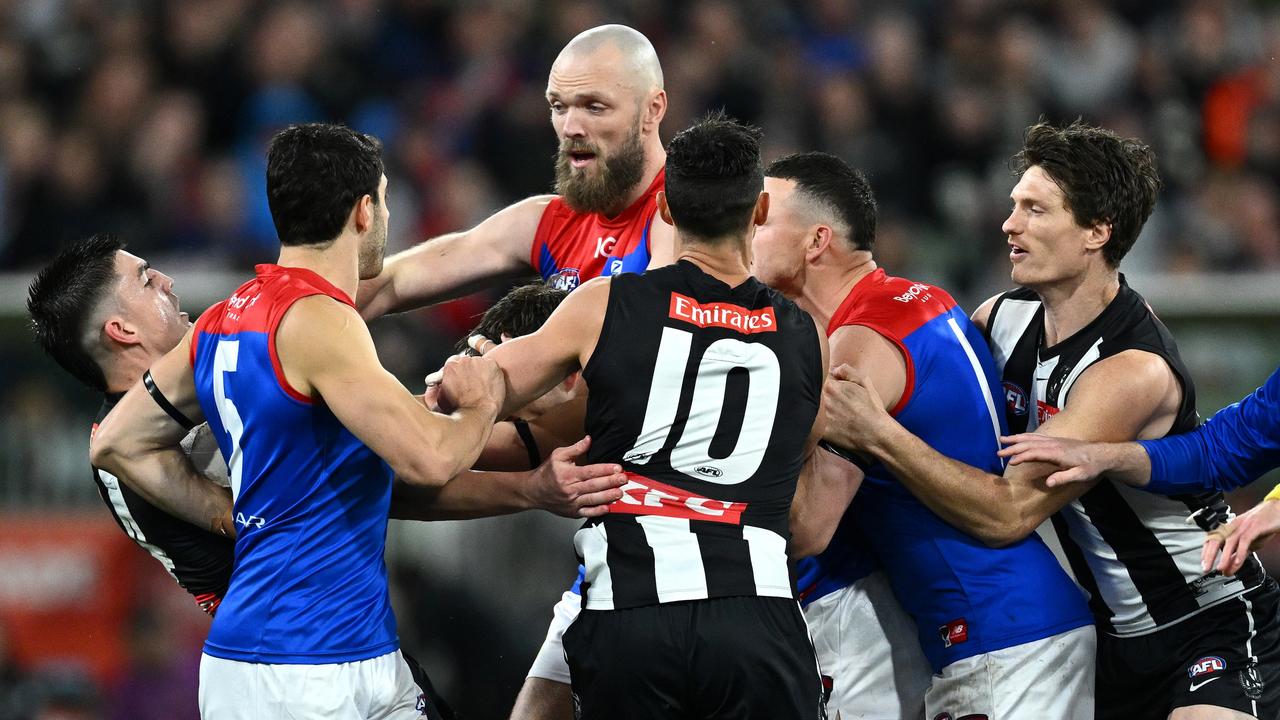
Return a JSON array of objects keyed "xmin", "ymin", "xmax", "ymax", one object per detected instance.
[
  {"xmin": 357, "ymin": 195, "xmax": 554, "ymax": 319},
  {"xmin": 478, "ymin": 276, "xmax": 610, "ymax": 420},
  {"xmin": 278, "ymin": 296, "xmax": 504, "ymax": 487},
  {"xmin": 91, "ymin": 331, "xmax": 236, "ymax": 537},
  {"xmin": 824, "ymin": 349, "xmax": 1183, "ymax": 547}
]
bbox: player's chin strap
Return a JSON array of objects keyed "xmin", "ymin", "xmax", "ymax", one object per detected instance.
[{"xmin": 143, "ymin": 369, "xmax": 197, "ymax": 430}]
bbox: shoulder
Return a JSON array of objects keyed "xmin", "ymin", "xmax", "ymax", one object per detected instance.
[
  {"xmin": 836, "ymin": 273, "xmax": 957, "ymax": 338},
  {"xmin": 970, "ymin": 293, "xmax": 1004, "ymax": 332},
  {"xmin": 1070, "ymin": 349, "xmax": 1180, "ymax": 414},
  {"xmin": 277, "ymin": 294, "xmax": 370, "ymax": 349}
]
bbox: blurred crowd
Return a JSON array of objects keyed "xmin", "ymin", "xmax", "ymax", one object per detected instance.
[
  {"xmin": 1, "ymin": 0, "xmax": 1278, "ymax": 295},
  {"xmin": 2, "ymin": 1, "xmax": 1280, "ymax": 717}
]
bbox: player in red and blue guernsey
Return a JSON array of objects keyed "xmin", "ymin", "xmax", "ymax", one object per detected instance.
[
  {"xmin": 90, "ymin": 124, "xmax": 586, "ymax": 720},
  {"xmin": 357, "ymin": 25, "xmax": 673, "ymax": 720},
  {"xmin": 754, "ymin": 153, "xmax": 1094, "ymax": 719}
]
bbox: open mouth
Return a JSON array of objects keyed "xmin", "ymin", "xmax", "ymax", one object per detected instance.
[
  {"xmin": 1009, "ymin": 243, "xmax": 1028, "ymax": 261},
  {"xmin": 568, "ymin": 151, "xmax": 597, "ymax": 169}
]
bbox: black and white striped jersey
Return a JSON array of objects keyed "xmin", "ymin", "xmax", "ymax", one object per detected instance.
[
  {"xmin": 92, "ymin": 394, "xmax": 234, "ymax": 610},
  {"xmin": 986, "ymin": 279, "xmax": 1265, "ymax": 637},
  {"xmin": 576, "ymin": 260, "xmax": 823, "ymax": 611}
]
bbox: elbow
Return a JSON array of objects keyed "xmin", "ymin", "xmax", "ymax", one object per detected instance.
[
  {"xmin": 391, "ymin": 458, "xmax": 453, "ymax": 489},
  {"xmin": 791, "ymin": 531, "xmax": 832, "ymax": 560},
  {"xmin": 973, "ymin": 512, "xmax": 1040, "ymax": 548}
]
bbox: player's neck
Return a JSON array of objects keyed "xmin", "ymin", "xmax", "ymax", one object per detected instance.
[
  {"xmin": 277, "ymin": 240, "xmax": 360, "ymax": 300},
  {"xmin": 676, "ymin": 238, "xmax": 750, "ymax": 287},
  {"xmin": 1036, "ymin": 267, "xmax": 1120, "ymax": 347},
  {"xmin": 798, "ymin": 253, "xmax": 876, "ymax": 330},
  {"xmin": 104, "ymin": 349, "xmax": 157, "ymax": 395}
]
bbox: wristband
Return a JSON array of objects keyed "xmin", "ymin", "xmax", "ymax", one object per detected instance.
[{"xmin": 1265, "ymin": 484, "xmax": 1280, "ymax": 503}]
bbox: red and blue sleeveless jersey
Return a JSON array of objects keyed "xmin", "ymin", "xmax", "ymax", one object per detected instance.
[
  {"xmin": 805, "ymin": 269, "xmax": 1092, "ymax": 671},
  {"xmin": 190, "ymin": 264, "xmax": 398, "ymax": 664},
  {"xmin": 531, "ymin": 170, "xmax": 663, "ymax": 291}
]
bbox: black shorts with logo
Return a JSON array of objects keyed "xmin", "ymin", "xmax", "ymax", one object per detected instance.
[
  {"xmin": 562, "ymin": 595, "xmax": 826, "ymax": 720},
  {"xmin": 1097, "ymin": 577, "xmax": 1280, "ymax": 719}
]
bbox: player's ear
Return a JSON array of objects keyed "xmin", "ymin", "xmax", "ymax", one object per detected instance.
[
  {"xmin": 1085, "ymin": 220, "xmax": 1112, "ymax": 253},
  {"xmin": 353, "ymin": 194, "xmax": 374, "ymax": 234},
  {"xmin": 806, "ymin": 225, "xmax": 834, "ymax": 262},
  {"xmin": 102, "ymin": 314, "xmax": 140, "ymax": 347},
  {"xmin": 752, "ymin": 191, "xmax": 769, "ymax": 228},
  {"xmin": 656, "ymin": 191, "xmax": 674, "ymax": 226},
  {"xmin": 644, "ymin": 89, "xmax": 667, "ymax": 131}
]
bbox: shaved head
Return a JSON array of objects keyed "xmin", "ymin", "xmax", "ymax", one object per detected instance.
[{"xmin": 553, "ymin": 24, "xmax": 663, "ymax": 94}]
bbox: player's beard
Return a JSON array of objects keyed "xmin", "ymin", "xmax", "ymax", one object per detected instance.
[
  {"xmin": 554, "ymin": 122, "xmax": 646, "ymax": 216},
  {"xmin": 358, "ymin": 209, "xmax": 387, "ymax": 279}
]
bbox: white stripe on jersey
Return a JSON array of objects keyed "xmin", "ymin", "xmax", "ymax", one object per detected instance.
[
  {"xmin": 574, "ymin": 523, "xmax": 615, "ymax": 610},
  {"xmin": 946, "ymin": 317, "xmax": 1003, "ymax": 454},
  {"xmin": 741, "ymin": 525, "xmax": 791, "ymax": 597},
  {"xmin": 987, "ymin": 298, "xmax": 1040, "ymax": 370},
  {"xmin": 636, "ymin": 516, "xmax": 709, "ymax": 603},
  {"xmin": 1058, "ymin": 338, "xmax": 1103, "ymax": 408},
  {"xmin": 97, "ymin": 468, "xmax": 178, "ymax": 575}
]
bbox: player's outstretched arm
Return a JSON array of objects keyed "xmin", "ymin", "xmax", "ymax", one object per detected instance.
[
  {"xmin": 998, "ymin": 435, "xmax": 1151, "ymax": 488},
  {"xmin": 357, "ymin": 195, "xmax": 554, "ymax": 319},
  {"xmin": 824, "ymin": 350, "xmax": 1181, "ymax": 547},
  {"xmin": 390, "ymin": 435, "xmax": 625, "ymax": 521},
  {"xmin": 91, "ymin": 330, "xmax": 236, "ymax": 538},
  {"xmin": 1003, "ymin": 365, "xmax": 1280, "ymax": 495},
  {"xmin": 482, "ymin": 276, "xmax": 610, "ymax": 420},
  {"xmin": 278, "ymin": 296, "xmax": 504, "ymax": 487}
]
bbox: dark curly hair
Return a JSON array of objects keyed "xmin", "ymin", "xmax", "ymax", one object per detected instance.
[{"xmin": 1013, "ymin": 121, "xmax": 1161, "ymax": 268}]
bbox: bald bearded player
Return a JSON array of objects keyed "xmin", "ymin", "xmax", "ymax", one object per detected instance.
[{"xmin": 357, "ymin": 25, "xmax": 673, "ymax": 720}]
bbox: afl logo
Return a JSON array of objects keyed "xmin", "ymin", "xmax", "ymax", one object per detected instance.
[
  {"xmin": 548, "ymin": 268, "xmax": 581, "ymax": 292},
  {"xmin": 694, "ymin": 466, "xmax": 723, "ymax": 478},
  {"xmin": 1003, "ymin": 382, "xmax": 1028, "ymax": 417}
]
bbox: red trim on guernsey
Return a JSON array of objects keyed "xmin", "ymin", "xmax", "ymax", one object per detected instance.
[
  {"xmin": 531, "ymin": 169, "xmax": 666, "ymax": 276},
  {"xmin": 827, "ymin": 269, "xmax": 960, "ymax": 417},
  {"xmin": 607, "ymin": 472, "xmax": 747, "ymax": 525}
]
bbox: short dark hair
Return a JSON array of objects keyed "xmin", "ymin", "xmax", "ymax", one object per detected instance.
[
  {"xmin": 765, "ymin": 152, "xmax": 877, "ymax": 252},
  {"xmin": 1013, "ymin": 120, "xmax": 1161, "ymax": 268},
  {"xmin": 455, "ymin": 283, "xmax": 569, "ymax": 355},
  {"xmin": 266, "ymin": 123, "xmax": 384, "ymax": 247},
  {"xmin": 663, "ymin": 112, "xmax": 763, "ymax": 241},
  {"xmin": 26, "ymin": 234, "xmax": 124, "ymax": 391}
]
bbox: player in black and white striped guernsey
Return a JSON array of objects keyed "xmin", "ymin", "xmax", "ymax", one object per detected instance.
[
  {"xmin": 821, "ymin": 121, "xmax": 1280, "ymax": 720},
  {"xmin": 27, "ymin": 234, "xmax": 234, "ymax": 614},
  {"xmin": 459, "ymin": 115, "xmax": 830, "ymax": 720}
]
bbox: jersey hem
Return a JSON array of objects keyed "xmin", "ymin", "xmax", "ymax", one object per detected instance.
[
  {"xmin": 1105, "ymin": 581, "xmax": 1262, "ymax": 638},
  {"xmin": 582, "ymin": 586, "xmax": 794, "ymax": 610},
  {"xmin": 201, "ymin": 638, "xmax": 399, "ymax": 665}
]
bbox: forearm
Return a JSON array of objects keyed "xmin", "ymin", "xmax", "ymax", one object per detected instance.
[
  {"xmin": 863, "ymin": 421, "xmax": 1025, "ymax": 545},
  {"xmin": 99, "ymin": 449, "xmax": 235, "ymax": 537},
  {"xmin": 425, "ymin": 404, "xmax": 503, "ymax": 485},
  {"xmin": 390, "ymin": 469, "xmax": 535, "ymax": 521},
  {"xmin": 373, "ymin": 233, "xmax": 524, "ymax": 316},
  {"xmin": 790, "ymin": 449, "xmax": 861, "ymax": 558},
  {"xmin": 1140, "ymin": 382, "xmax": 1280, "ymax": 493}
]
